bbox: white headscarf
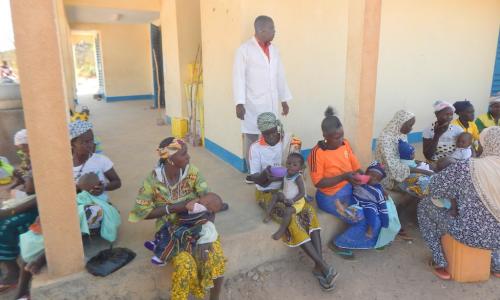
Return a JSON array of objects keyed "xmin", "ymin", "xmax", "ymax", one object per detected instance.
[
  {"xmin": 375, "ymin": 110, "xmax": 415, "ymax": 188},
  {"xmin": 433, "ymin": 100, "xmax": 455, "ymax": 113},
  {"xmin": 470, "ymin": 126, "xmax": 500, "ymax": 222},
  {"xmin": 14, "ymin": 129, "xmax": 28, "ymax": 146}
]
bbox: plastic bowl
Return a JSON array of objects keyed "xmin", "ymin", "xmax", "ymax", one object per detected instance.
[
  {"xmin": 270, "ymin": 166, "xmax": 287, "ymax": 178},
  {"xmin": 353, "ymin": 174, "xmax": 370, "ymax": 184}
]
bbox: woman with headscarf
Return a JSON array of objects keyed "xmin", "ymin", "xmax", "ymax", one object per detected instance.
[
  {"xmin": 70, "ymin": 120, "xmax": 121, "ymax": 229},
  {"xmin": 249, "ymin": 112, "xmax": 338, "ymax": 291},
  {"xmin": 375, "ymin": 110, "xmax": 433, "ymax": 197},
  {"xmin": 423, "ymin": 101, "xmax": 464, "ymax": 162},
  {"xmin": 417, "ymin": 126, "xmax": 500, "ymax": 280},
  {"xmin": 475, "ymin": 95, "xmax": 500, "ymax": 133},
  {"xmin": 129, "ymin": 137, "xmax": 225, "ymax": 300}
]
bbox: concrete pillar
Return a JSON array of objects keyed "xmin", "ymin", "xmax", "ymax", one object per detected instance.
[
  {"xmin": 11, "ymin": 0, "xmax": 84, "ymax": 277},
  {"xmin": 343, "ymin": 0, "xmax": 382, "ymax": 166}
]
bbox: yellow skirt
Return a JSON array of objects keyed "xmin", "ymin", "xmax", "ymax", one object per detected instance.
[
  {"xmin": 256, "ymin": 190, "xmax": 320, "ymax": 247},
  {"xmin": 171, "ymin": 239, "xmax": 225, "ymax": 300}
]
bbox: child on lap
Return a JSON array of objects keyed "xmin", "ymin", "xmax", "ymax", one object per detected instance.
[
  {"xmin": 146, "ymin": 192, "xmax": 223, "ymax": 266},
  {"xmin": 263, "ymin": 153, "xmax": 306, "ymax": 240}
]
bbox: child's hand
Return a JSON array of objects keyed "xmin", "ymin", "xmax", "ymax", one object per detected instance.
[
  {"xmin": 197, "ymin": 243, "xmax": 212, "ymax": 261},
  {"xmin": 186, "ymin": 199, "xmax": 197, "ymax": 211},
  {"xmin": 284, "ymin": 198, "xmax": 294, "ymax": 206}
]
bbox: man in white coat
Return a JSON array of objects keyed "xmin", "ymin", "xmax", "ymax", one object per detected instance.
[{"xmin": 233, "ymin": 15, "xmax": 292, "ymax": 180}]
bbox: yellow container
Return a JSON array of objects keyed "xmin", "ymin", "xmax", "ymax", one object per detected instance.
[
  {"xmin": 187, "ymin": 63, "xmax": 202, "ymax": 83},
  {"xmin": 442, "ymin": 234, "xmax": 491, "ymax": 282},
  {"xmin": 171, "ymin": 117, "xmax": 188, "ymax": 138}
]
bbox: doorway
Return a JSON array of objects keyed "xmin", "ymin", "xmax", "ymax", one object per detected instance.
[{"xmin": 150, "ymin": 24, "xmax": 165, "ymax": 108}]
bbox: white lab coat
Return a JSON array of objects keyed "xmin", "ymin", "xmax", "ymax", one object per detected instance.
[{"xmin": 233, "ymin": 37, "xmax": 292, "ymax": 134}]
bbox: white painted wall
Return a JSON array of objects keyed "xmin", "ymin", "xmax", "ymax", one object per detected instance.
[
  {"xmin": 201, "ymin": 0, "xmax": 349, "ymax": 158},
  {"xmin": 374, "ymin": 0, "xmax": 500, "ymax": 136}
]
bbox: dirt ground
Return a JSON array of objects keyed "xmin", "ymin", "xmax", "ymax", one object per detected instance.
[{"xmin": 222, "ymin": 218, "xmax": 500, "ymax": 300}]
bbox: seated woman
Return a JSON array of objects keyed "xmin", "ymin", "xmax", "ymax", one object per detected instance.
[
  {"xmin": 376, "ymin": 110, "xmax": 435, "ymax": 199},
  {"xmin": 12, "ymin": 120, "xmax": 122, "ymax": 299},
  {"xmin": 129, "ymin": 137, "xmax": 225, "ymax": 300},
  {"xmin": 0, "ymin": 176, "xmax": 37, "ymax": 294},
  {"xmin": 417, "ymin": 126, "xmax": 500, "ymax": 280},
  {"xmin": 249, "ymin": 112, "xmax": 337, "ymax": 291},
  {"xmin": 308, "ymin": 107, "xmax": 365, "ymax": 258},
  {"xmin": 70, "ymin": 120, "xmax": 121, "ymax": 229},
  {"xmin": 423, "ymin": 101, "xmax": 463, "ymax": 163},
  {"xmin": 475, "ymin": 95, "xmax": 500, "ymax": 133},
  {"xmin": 0, "ymin": 129, "xmax": 37, "ymax": 294}
]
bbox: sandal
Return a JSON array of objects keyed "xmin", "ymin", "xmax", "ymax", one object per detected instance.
[
  {"xmin": 328, "ymin": 243, "xmax": 355, "ymax": 260},
  {"xmin": 429, "ymin": 260, "xmax": 451, "ymax": 280},
  {"xmin": 397, "ymin": 229, "xmax": 414, "ymax": 241},
  {"xmin": 318, "ymin": 266, "xmax": 339, "ymax": 292}
]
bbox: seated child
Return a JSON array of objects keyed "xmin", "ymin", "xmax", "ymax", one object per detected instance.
[
  {"xmin": 146, "ymin": 192, "xmax": 223, "ymax": 266},
  {"xmin": 76, "ymin": 172, "xmax": 121, "ymax": 240},
  {"xmin": 336, "ymin": 162, "xmax": 388, "ymax": 241},
  {"xmin": 263, "ymin": 153, "xmax": 306, "ymax": 240},
  {"xmin": 449, "ymin": 132, "xmax": 473, "ymax": 161},
  {"xmin": 398, "ymin": 139, "xmax": 433, "ymax": 174}
]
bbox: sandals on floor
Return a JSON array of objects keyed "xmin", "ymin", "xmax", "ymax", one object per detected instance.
[
  {"xmin": 397, "ymin": 229, "xmax": 414, "ymax": 241},
  {"xmin": 317, "ymin": 266, "xmax": 339, "ymax": 292},
  {"xmin": 429, "ymin": 260, "xmax": 451, "ymax": 280},
  {"xmin": 328, "ymin": 243, "xmax": 355, "ymax": 260}
]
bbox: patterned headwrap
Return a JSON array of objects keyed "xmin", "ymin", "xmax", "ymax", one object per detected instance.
[
  {"xmin": 398, "ymin": 139, "xmax": 415, "ymax": 160},
  {"xmin": 470, "ymin": 126, "xmax": 500, "ymax": 222},
  {"xmin": 157, "ymin": 138, "xmax": 185, "ymax": 159},
  {"xmin": 479, "ymin": 126, "xmax": 500, "ymax": 157},
  {"xmin": 69, "ymin": 120, "xmax": 93, "ymax": 140},
  {"xmin": 257, "ymin": 112, "xmax": 281, "ymax": 132},
  {"xmin": 453, "ymin": 100, "xmax": 473, "ymax": 114},
  {"xmin": 14, "ymin": 129, "xmax": 28, "ymax": 146},
  {"xmin": 433, "ymin": 100, "xmax": 455, "ymax": 113},
  {"xmin": 366, "ymin": 161, "xmax": 386, "ymax": 179},
  {"xmin": 70, "ymin": 111, "xmax": 89, "ymax": 122}
]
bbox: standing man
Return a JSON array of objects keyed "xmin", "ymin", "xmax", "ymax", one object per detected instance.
[{"xmin": 233, "ymin": 15, "xmax": 292, "ymax": 181}]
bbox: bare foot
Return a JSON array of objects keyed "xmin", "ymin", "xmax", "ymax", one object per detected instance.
[
  {"xmin": 271, "ymin": 228, "xmax": 286, "ymax": 240},
  {"xmin": 25, "ymin": 255, "xmax": 46, "ymax": 275},
  {"xmin": 271, "ymin": 232, "xmax": 282, "ymax": 240}
]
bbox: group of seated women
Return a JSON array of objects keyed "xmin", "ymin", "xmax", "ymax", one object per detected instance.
[
  {"xmin": 246, "ymin": 95, "xmax": 499, "ymax": 290},
  {"xmin": 1, "ymin": 95, "xmax": 499, "ymax": 300}
]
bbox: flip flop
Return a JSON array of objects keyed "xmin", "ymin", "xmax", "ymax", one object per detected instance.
[
  {"xmin": 318, "ymin": 267, "xmax": 339, "ymax": 292},
  {"xmin": 328, "ymin": 243, "xmax": 355, "ymax": 260},
  {"xmin": 397, "ymin": 229, "xmax": 414, "ymax": 241},
  {"xmin": 0, "ymin": 283, "xmax": 17, "ymax": 293},
  {"xmin": 429, "ymin": 260, "xmax": 451, "ymax": 280}
]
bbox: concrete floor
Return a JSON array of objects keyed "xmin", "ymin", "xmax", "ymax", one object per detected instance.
[{"xmin": 29, "ymin": 96, "xmax": 499, "ymax": 299}]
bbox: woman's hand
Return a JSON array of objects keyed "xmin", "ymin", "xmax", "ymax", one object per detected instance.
[
  {"xmin": 344, "ymin": 172, "xmax": 362, "ymax": 185},
  {"xmin": 197, "ymin": 243, "xmax": 213, "ymax": 262},
  {"xmin": 433, "ymin": 122, "xmax": 449, "ymax": 137}
]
